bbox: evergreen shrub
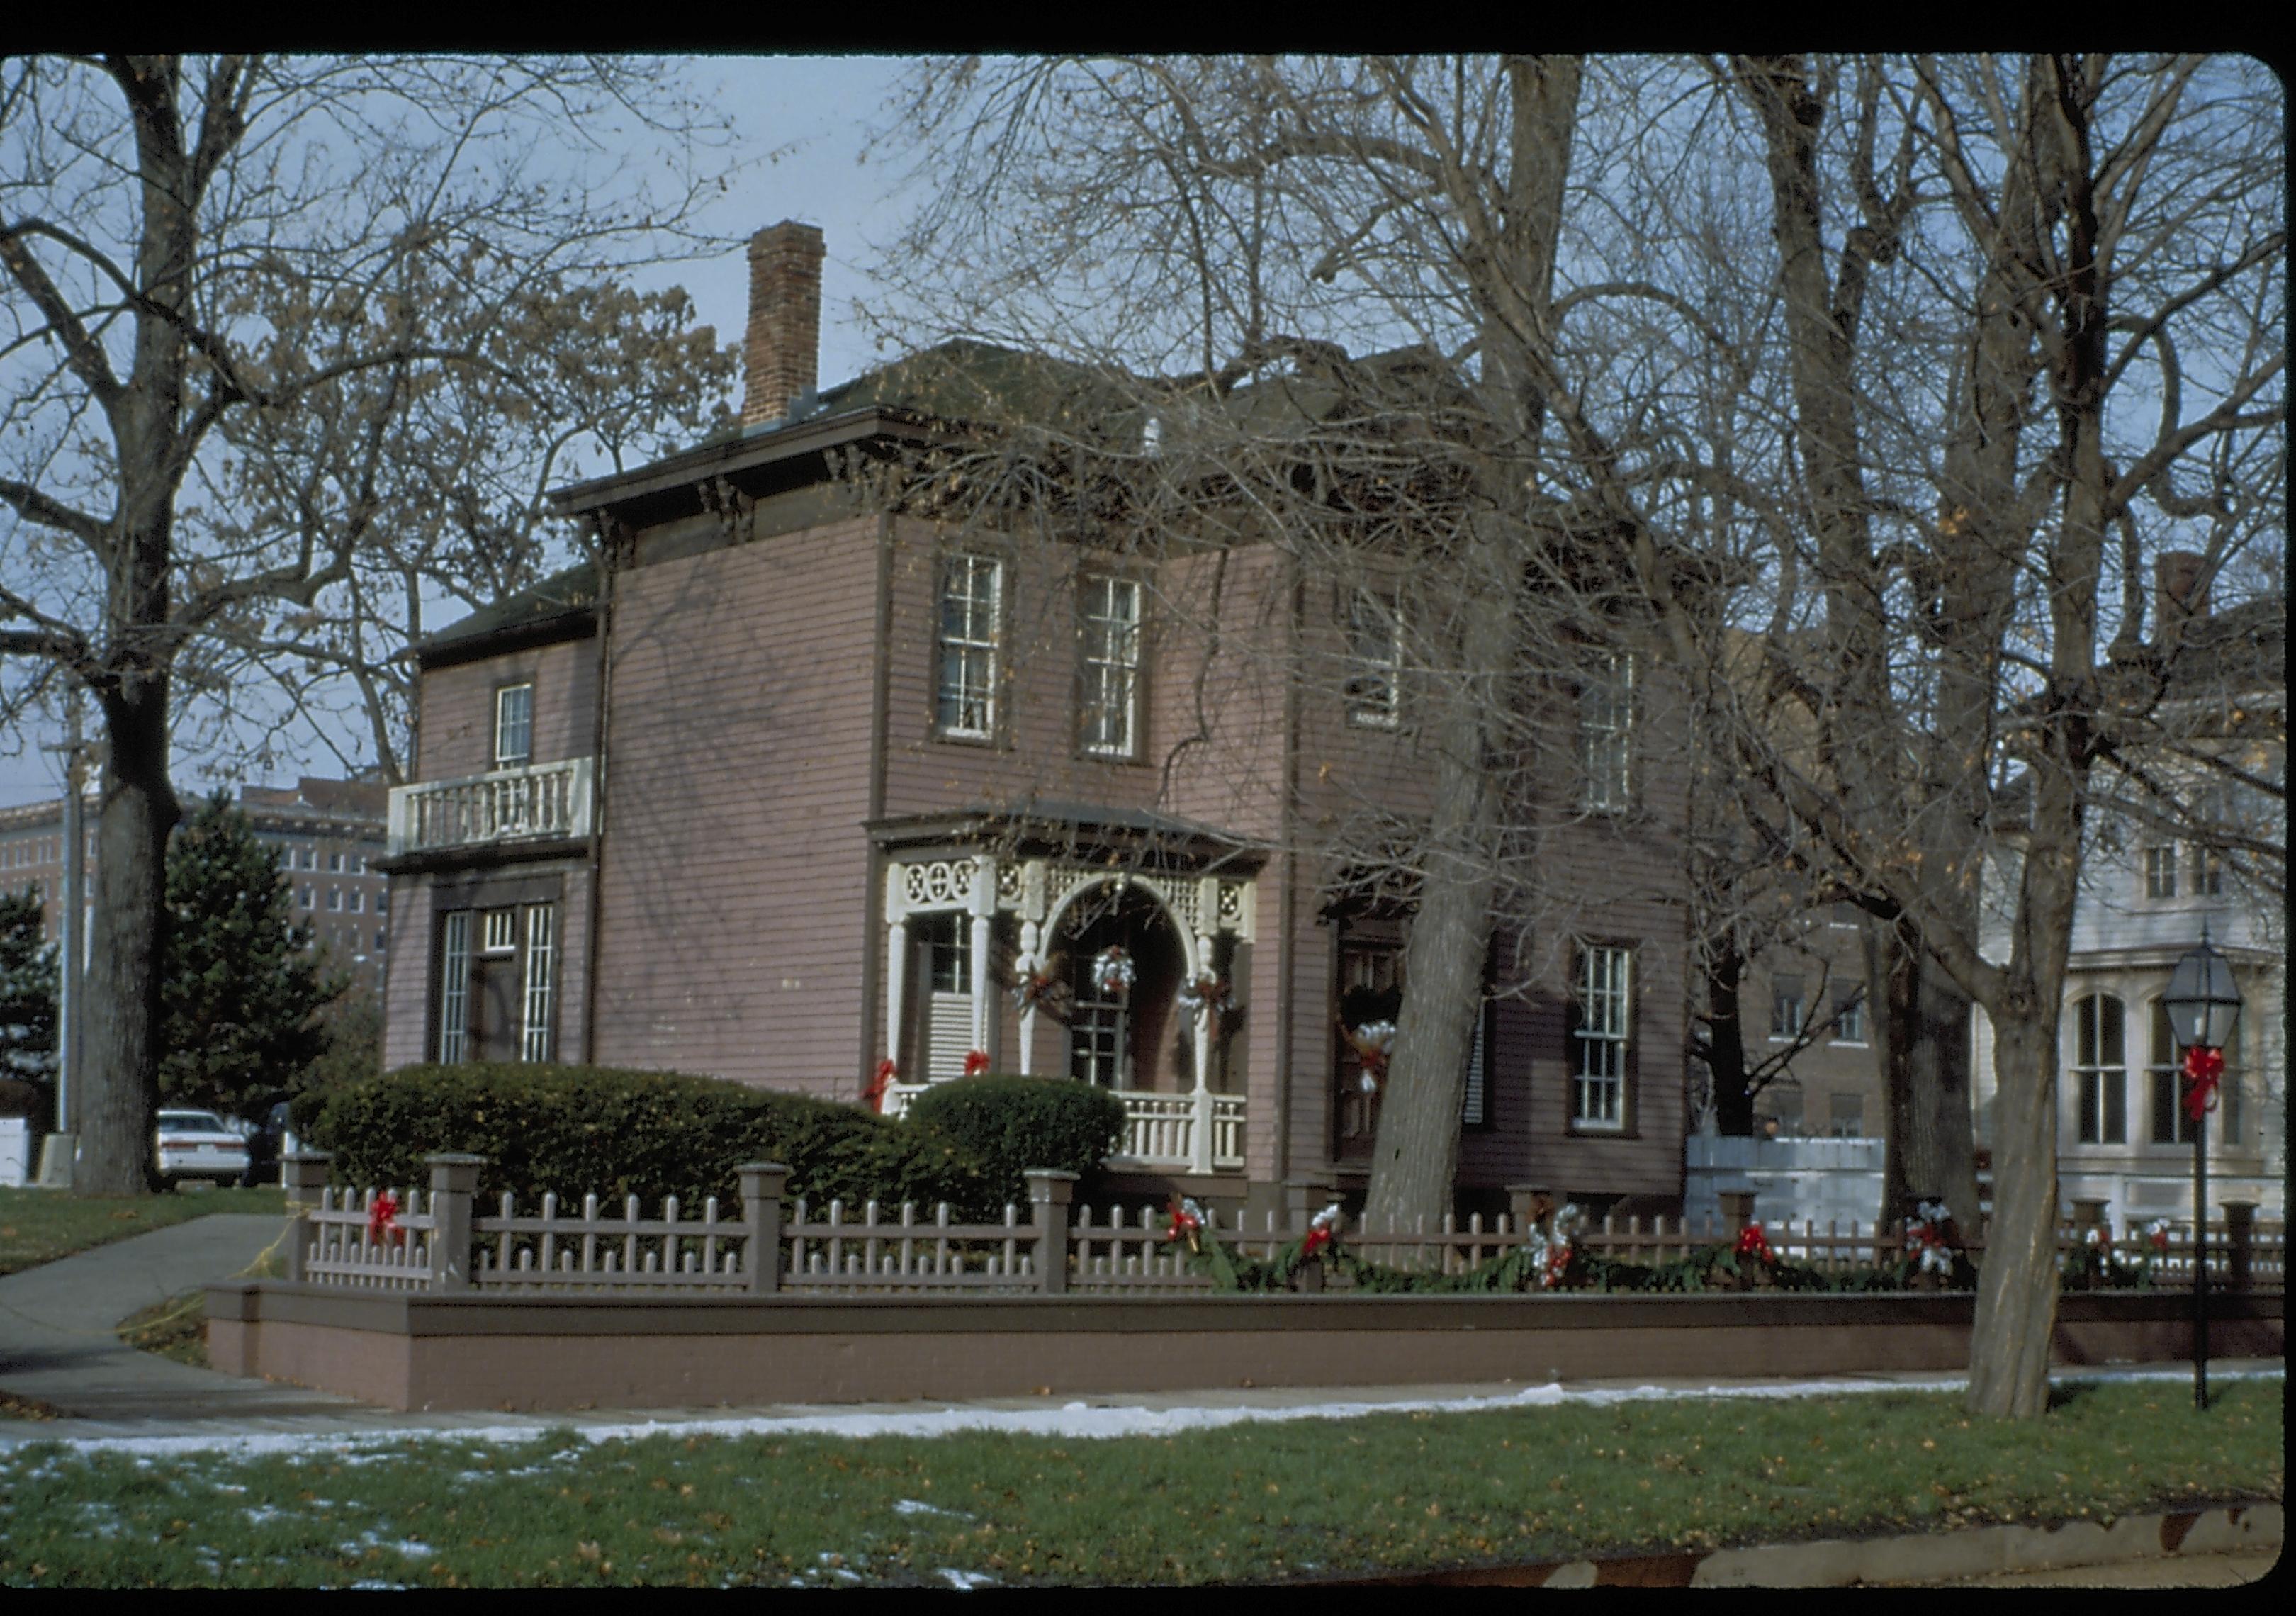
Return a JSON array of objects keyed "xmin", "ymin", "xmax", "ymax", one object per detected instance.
[
  {"xmin": 901, "ymin": 1074, "xmax": 1128, "ymax": 1206},
  {"xmin": 302, "ymin": 1064, "xmax": 991, "ymax": 1214}
]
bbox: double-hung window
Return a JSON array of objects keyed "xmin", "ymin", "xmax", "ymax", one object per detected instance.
[
  {"xmin": 1079, "ymin": 574, "xmax": 1141, "ymax": 758},
  {"xmin": 1831, "ymin": 983, "xmax": 1867, "ymax": 1044},
  {"xmin": 1570, "ymin": 944, "xmax": 1631, "ymax": 1130},
  {"xmin": 1768, "ymin": 975, "xmax": 1806, "ymax": 1040},
  {"xmin": 495, "ymin": 683, "xmax": 534, "ymax": 770},
  {"xmin": 936, "ymin": 554, "xmax": 1003, "ymax": 740},
  {"xmin": 2143, "ymin": 843, "xmax": 2177, "ymax": 899},
  {"xmin": 2146, "ymin": 999, "xmax": 2197, "ymax": 1145},
  {"xmin": 1344, "ymin": 592, "xmax": 1402, "ymax": 729},
  {"xmin": 2073, "ymin": 993, "xmax": 2127, "ymax": 1145},
  {"xmin": 1577, "ymin": 653, "xmax": 1636, "ymax": 812}
]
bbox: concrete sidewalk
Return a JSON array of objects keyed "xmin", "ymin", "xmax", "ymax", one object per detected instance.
[{"xmin": 0, "ymin": 1211, "xmax": 364, "ymax": 1421}]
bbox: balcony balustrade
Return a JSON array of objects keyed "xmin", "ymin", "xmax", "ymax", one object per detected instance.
[
  {"xmin": 882, "ymin": 1083, "xmax": 1244, "ymax": 1174},
  {"xmin": 386, "ymin": 756, "xmax": 595, "ymax": 858}
]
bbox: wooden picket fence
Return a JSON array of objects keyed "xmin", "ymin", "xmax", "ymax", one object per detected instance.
[{"xmin": 280, "ymin": 1154, "xmax": 2285, "ymax": 1298}]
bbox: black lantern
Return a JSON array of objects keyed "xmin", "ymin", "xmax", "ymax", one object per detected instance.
[
  {"xmin": 2162, "ymin": 923, "xmax": 2244, "ymax": 1413},
  {"xmin": 2163, "ymin": 930, "xmax": 2244, "ymax": 1051}
]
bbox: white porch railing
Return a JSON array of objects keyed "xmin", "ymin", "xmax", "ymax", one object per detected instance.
[
  {"xmin": 879, "ymin": 1082, "xmax": 1245, "ymax": 1175},
  {"xmin": 387, "ymin": 756, "xmax": 595, "ymax": 856}
]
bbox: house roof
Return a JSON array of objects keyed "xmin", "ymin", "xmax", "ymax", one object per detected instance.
[{"xmin": 414, "ymin": 561, "xmax": 602, "ymax": 670}]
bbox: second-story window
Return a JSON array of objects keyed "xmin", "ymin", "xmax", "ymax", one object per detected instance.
[
  {"xmin": 1344, "ymin": 592, "xmax": 1402, "ymax": 729},
  {"xmin": 1577, "ymin": 653, "xmax": 1636, "ymax": 812},
  {"xmin": 936, "ymin": 554, "xmax": 1003, "ymax": 740},
  {"xmin": 495, "ymin": 682, "xmax": 534, "ymax": 770},
  {"xmin": 1768, "ymin": 974, "xmax": 1806, "ymax": 1040},
  {"xmin": 1079, "ymin": 574, "xmax": 1141, "ymax": 758},
  {"xmin": 2144, "ymin": 843, "xmax": 2177, "ymax": 899}
]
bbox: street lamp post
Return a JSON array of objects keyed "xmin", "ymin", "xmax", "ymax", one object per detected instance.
[{"xmin": 2161, "ymin": 925, "xmax": 2244, "ymax": 1413}]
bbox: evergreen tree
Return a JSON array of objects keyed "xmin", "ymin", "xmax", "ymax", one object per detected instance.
[
  {"xmin": 0, "ymin": 885, "xmax": 58, "ymax": 1082},
  {"xmin": 159, "ymin": 792, "xmax": 344, "ymax": 1113}
]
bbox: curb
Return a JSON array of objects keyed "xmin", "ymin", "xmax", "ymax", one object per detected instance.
[{"xmin": 1305, "ymin": 1502, "xmax": 2281, "ymax": 1587}]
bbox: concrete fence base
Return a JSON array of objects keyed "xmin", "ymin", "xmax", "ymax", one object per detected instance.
[{"xmin": 203, "ymin": 1284, "xmax": 2285, "ymax": 1415}]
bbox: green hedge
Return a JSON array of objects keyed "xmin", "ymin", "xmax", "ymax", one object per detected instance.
[
  {"xmin": 901, "ymin": 1074, "xmax": 1128, "ymax": 1207},
  {"xmin": 301, "ymin": 1064, "xmax": 991, "ymax": 1215}
]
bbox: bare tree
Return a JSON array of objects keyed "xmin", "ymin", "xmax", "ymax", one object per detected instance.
[
  {"xmin": 864, "ymin": 57, "xmax": 1725, "ymax": 1228},
  {"xmin": 215, "ymin": 262, "xmax": 734, "ymax": 785},
  {"xmin": 866, "ymin": 53, "xmax": 2283, "ymax": 1423},
  {"xmin": 0, "ymin": 55, "xmax": 733, "ymax": 1193}
]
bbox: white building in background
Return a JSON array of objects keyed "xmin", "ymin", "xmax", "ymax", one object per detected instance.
[{"xmin": 1974, "ymin": 585, "xmax": 2286, "ymax": 1226}]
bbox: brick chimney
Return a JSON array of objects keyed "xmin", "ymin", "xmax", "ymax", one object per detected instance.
[
  {"xmin": 2156, "ymin": 549, "xmax": 2211, "ymax": 628},
  {"xmin": 741, "ymin": 220, "xmax": 826, "ymax": 429}
]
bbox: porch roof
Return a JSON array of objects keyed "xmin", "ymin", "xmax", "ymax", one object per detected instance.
[{"xmin": 865, "ymin": 797, "xmax": 1267, "ymax": 877}]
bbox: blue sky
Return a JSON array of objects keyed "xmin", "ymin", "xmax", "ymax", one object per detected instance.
[{"xmin": 0, "ymin": 54, "xmax": 924, "ymax": 809}]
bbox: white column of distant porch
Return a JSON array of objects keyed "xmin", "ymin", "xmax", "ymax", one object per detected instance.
[
  {"xmin": 1189, "ymin": 876, "xmax": 1217, "ymax": 1174},
  {"xmin": 969, "ymin": 855, "xmax": 998, "ymax": 1067}
]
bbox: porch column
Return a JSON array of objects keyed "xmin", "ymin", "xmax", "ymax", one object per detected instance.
[
  {"xmin": 970, "ymin": 855, "xmax": 998, "ymax": 1065},
  {"xmin": 1016, "ymin": 918, "xmax": 1041, "ymax": 1077},
  {"xmin": 1190, "ymin": 921, "xmax": 1215, "ymax": 1175},
  {"xmin": 884, "ymin": 917, "xmax": 908, "ymax": 1073}
]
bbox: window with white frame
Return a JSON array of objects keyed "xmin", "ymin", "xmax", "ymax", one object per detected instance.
[
  {"xmin": 299, "ymin": 885, "xmax": 314, "ymax": 910},
  {"xmin": 1577, "ymin": 653, "xmax": 1636, "ymax": 812},
  {"xmin": 2073, "ymin": 993, "xmax": 2127, "ymax": 1145},
  {"xmin": 376, "ymin": 887, "xmax": 389, "ymax": 914},
  {"xmin": 495, "ymin": 683, "xmax": 534, "ymax": 770},
  {"xmin": 481, "ymin": 907, "xmax": 517, "ymax": 955},
  {"xmin": 2144, "ymin": 843, "xmax": 2177, "ymax": 899},
  {"xmin": 520, "ymin": 903, "xmax": 556, "ymax": 1062},
  {"xmin": 1768, "ymin": 974, "xmax": 1806, "ymax": 1040},
  {"xmin": 1079, "ymin": 574, "xmax": 1142, "ymax": 758},
  {"xmin": 327, "ymin": 851, "xmax": 343, "ymax": 872},
  {"xmin": 1344, "ymin": 591, "xmax": 1402, "ymax": 728},
  {"xmin": 437, "ymin": 911, "xmax": 471, "ymax": 1062},
  {"xmin": 2146, "ymin": 998, "xmax": 2197, "ymax": 1145},
  {"xmin": 935, "ymin": 554, "xmax": 1003, "ymax": 739},
  {"xmin": 1831, "ymin": 983, "xmax": 1867, "ymax": 1044},
  {"xmin": 2192, "ymin": 843, "xmax": 2224, "ymax": 897},
  {"xmin": 326, "ymin": 887, "xmax": 343, "ymax": 912},
  {"xmin": 1570, "ymin": 944, "xmax": 1631, "ymax": 1129}
]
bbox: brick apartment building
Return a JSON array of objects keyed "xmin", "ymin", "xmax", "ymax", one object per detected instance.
[
  {"xmin": 0, "ymin": 776, "xmax": 390, "ymax": 993},
  {"xmin": 378, "ymin": 221, "xmax": 1697, "ymax": 1218}
]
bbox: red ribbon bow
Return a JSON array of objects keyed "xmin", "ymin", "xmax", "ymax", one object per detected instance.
[
  {"xmin": 865, "ymin": 1058, "xmax": 897, "ymax": 1113},
  {"xmin": 2181, "ymin": 1045, "xmax": 2224, "ymax": 1121},
  {"xmin": 366, "ymin": 1191, "xmax": 403, "ymax": 1247},
  {"xmin": 963, "ymin": 1050, "xmax": 991, "ymax": 1079}
]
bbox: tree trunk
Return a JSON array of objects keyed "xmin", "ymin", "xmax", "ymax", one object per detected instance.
[
  {"xmin": 1363, "ymin": 54, "xmax": 1578, "ymax": 1228},
  {"xmin": 1707, "ymin": 934, "xmax": 1753, "ymax": 1135},
  {"xmin": 1363, "ymin": 541, "xmax": 1509, "ymax": 1227},
  {"xmin": 75, "ymin": 676, "xmax": 176, "ymax": 1195},
  {"xmin": 1966, "ymin": 1011, "xmax": 2060, "ymax": 1419},
  {"xmin": 1874, "ymin": 921, "xmax": 1981, "ymax": 1229}
]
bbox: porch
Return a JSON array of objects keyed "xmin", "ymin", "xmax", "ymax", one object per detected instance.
[{"xmin": 873, "ymin": 819, "xmax": 1261, "ymax": 1179}]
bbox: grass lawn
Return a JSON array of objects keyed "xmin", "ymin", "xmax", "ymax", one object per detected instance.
[
  {"xmin": 0, "ymin": 1186, "xmax": 286, "ymax": 1279},
  {"xmin": 0, "ymin": 1379, "xmax": 2278, "ymax": 1588}
]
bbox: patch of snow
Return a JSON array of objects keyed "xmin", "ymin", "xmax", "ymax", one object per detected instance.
[
  {"xmin": 938, "ymin": 1569, "xmax": 996, "ymax": 1590},
  {"xmin": 12, "ymin": 1364, "xmax": 2278, "ymax": 1460},
  {"xmin": 894, "ymin": 1498, "xmax": 968, "ymax": 1519}
]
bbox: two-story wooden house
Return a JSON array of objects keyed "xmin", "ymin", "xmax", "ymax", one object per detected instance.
[{"xmin": 378, "ymin": 221, "xmax": 1695, "ymax": 1218}]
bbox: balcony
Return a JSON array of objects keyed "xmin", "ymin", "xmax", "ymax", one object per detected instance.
[
  {"xmin": 884, "ymin": 1084, "xmax": 1244, "ymax": 1175},
  {"xmin": 386, "ymin": 757, "xmax": 595, "ymax": 858}
]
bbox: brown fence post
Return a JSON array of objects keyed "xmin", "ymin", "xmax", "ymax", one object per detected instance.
[
  {"xmin": 1718, "ymin": 1190, "xmax": 1757, "ymax": 1237},
  {"xmin": 424, "ymin": 1154, "xmax": 484, "ymax": 1291},
  {"xmin": 1025, "ymin": 1170, "xmax": 1077, "ymax": 1294},
  {"xmin": 1507, "ymin": 1184, "xmax": 1555, "ymax": 1239},
  {"xmin": 2223, "ymin": 1201, "xmax": 2256, "ymax": 1292},
  {"xmin": 281, "ymin": 1152, "xmax": 332, "ymax": 1284},
  {"xmin": 741, "ymin": 1163, "xmax": 789, "ymax": 1295}
]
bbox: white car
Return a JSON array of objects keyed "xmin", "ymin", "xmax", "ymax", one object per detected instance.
[{"xmin": 155, "ymin": 1109, "xmax": 252, "ymax": 1189}]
